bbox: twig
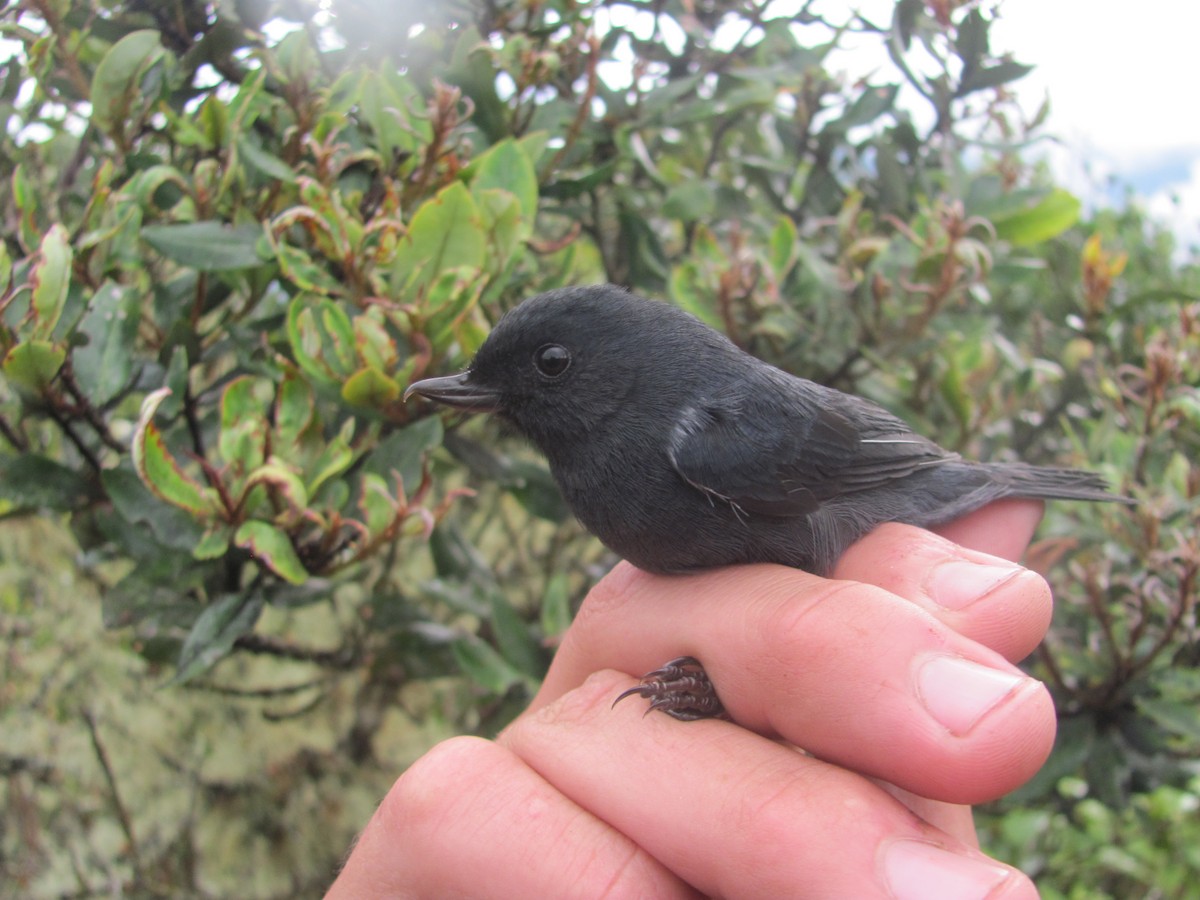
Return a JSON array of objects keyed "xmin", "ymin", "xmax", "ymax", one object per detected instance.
[{"xmin": 82, "ymin": 707, "xmax": 144, "ymax": 884}]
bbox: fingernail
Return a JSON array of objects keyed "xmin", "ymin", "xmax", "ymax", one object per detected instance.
[
  {"xmin": 917, "ymin": 656, "xmax": 1025, "ymax": 736},
  {"xmin": 883, "ymin": 840, "xmax": 1014, "ymax": 900},
  {"xmin": 927, "ymin": 560, "xmax": 1023, "ymax": 610}
]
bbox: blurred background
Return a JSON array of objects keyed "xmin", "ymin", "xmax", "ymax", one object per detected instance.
[{"xmin": 1, "ymin": 1, "xmax": 1197, "ymax": 896}]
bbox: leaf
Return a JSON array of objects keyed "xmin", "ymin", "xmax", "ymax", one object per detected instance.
[
  {"xmin": 358, "ymin": 473, "xmax": 397, "ymax": 536},
  {"xmin": 422, "ymin": 267, "xmax": 486, "ymax": 351},
  {"xmin": 451, "ymin": 634, "xmax": 528, "ymax": 694},
  {"xmin": 827, "ymin": 84, "xmax": 899, "ymax": 132},
  {"xmin": 341, "ymin": 366, "xmax": 400, "ymax": 407},
  {"xmin": 539, "ymin": 572, "xmax": 573, "ymax": 640},
  {"xmin": 217, "ymin": 376, "xmax": 267, "ymax": 473},
  {"xmin": 245, "ymin": 461, "xmax": 309, "ymax": 521},
  {"xmin": 131, "ymin": 388, "xmax": 214, "ymax": 516},
  {"xmin": 992, "ymin": 189, "xmax": 1081, "ymax": 246},
  {"xmin": 306, "ymin": 419, "xmax": 357, "ymax": 497},
  {"xmin": 286, "ymin": 294, "xmax": 358, "ymax": 385},
  {"xmin": 662, "ymin": 182, "xmax": 716, "ymax": 222},
  {"xmin": 2, "ymin": 341, "xmax": 65, "ymax": 393},
  {"xmin": 72, "ymin": 282, "xmax": 141, "ymax": 405},
  {"xmin": 0, "ymin": 454, "xmax": 91, "ymax": 510},
  {"xmin": 237, "ymin": 136, "xmax": 297, "ymax": 183},
  {"xmin": 768, "ymin": 215, "xmax": 798, "ymax": 279},
  {"xmin": 274, "ymin": 373, "xmax": 316, "ymax": 450},
  {"xmin": 142, "ymin": 222, "xmax": 267, "ymax": 270},
  {"xmin": 954, "ymin": 9, "xmax": 989, "ymax": 68},
  {"xmin": 171, "ymin": 589, "xmax": 265, "ymax": 684},
  {"xmin": 506, "ymin": 460, "xmax": 569, "ymax": 522},
  {"xmin": 957, "ymin": 60, "xmax": 1035, "ymax": 97},
  {"xmin": 489, "ymin": 590, "xmax": 545, "ymax": 679},
  {"xmin": 391, "ymin": 182, "xmax": 486, "ymax": 291},
  {"xmin": 364, "ymin": 416, "xmax": 443, "ymax": 492},
  {"xmin": 472, "ymin": 138, "xmax": 538, "ymax": 226},
  {"xmin": 90, "ymin": 30, "xmax": 170, "ymax": 141},
  {"xmin": 235, "ymin": 520, "xmax": 309, "ymax": 584},
  {"xmin": 102, "ymin": 465, "xmax": 205, "ymax": 552},
  {"xmin": 30, "ymin": 224, "xmax": 72, "ymax": 339},
  {"xmin": 542, "ymin": 160, "xmax": 618, "ymax": 199}
]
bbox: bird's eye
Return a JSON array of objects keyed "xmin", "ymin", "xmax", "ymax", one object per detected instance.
[{"xmin": 533, "ymin": 344, "xmax": 571, "ymax": 378}]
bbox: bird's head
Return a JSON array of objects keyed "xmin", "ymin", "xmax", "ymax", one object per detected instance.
[{"xmin": 404, "ymin": 284, "xmax": 735, "ymax": 452}]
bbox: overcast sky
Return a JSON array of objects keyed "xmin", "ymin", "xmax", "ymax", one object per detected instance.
[{"xmin": 991, "ymin": 0, "xmax": 1200, "ymax": 254}]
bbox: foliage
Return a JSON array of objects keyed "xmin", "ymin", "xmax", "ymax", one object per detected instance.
[{"xmin": 0, "ymin": 0, "xmax": 1197, "ymax": 895}]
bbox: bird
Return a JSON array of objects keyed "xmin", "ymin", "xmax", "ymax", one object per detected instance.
[{"xmin": 404, "ymin": 284, "xmax": 1126, "ymax": 718}]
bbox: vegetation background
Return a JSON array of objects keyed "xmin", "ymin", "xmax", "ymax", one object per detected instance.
[{"xmin": 1, "ymin": 0, "xmax": 1197, "ymax": 896}]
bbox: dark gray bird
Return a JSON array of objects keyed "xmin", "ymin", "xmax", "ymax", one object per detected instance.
[{"xmin": 405, "ymin": 284, "xmax": 1125, "ymax": 717}]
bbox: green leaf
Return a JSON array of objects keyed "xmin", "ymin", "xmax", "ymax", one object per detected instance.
[
  {"xmin": 423, "ymin": 267, "xmax": 486, "ymax": 352},
  {"xmin": 172, "ymin": 589, "xmax": 265, "ymax": 684},
  {"xmin": 828, "ymin": 84, "xmax": 899, "ymax": 132},
  {"xmin": 90, "ymin": 30, "xmax": 170, "ymax": 141},
  {"xmin": 131, "ymin": 388, "xmax": 214, "ymax": 516},
  {"xmin": 353, "ymin": 310, "xmax": 399, "ymax": 373},
  {"xmin": 507, "ymin": 460, "xmax": 569, "ymax": 522},
  {"xmin": 663, "ymin": 182, "xmax": 717, "ymax": 222},
  {"xmin": 30, "ymin": 224, "xmax": 72, "ymax": 339},
  {"xmin": 235, "ymin": 520, "xmax": 308, "ymax": 584},
  {"xmin": 0, "ymin": 454, "xmax": 90, "ymax": 510},
  {"xmin": 542, "ymin": 160, "xmax": 618, "ymax": 199},
  {"xmin": 237, "ymin": 136, "xmax": 297, "ymax": 183},
  {"xmin": 245, "ymin": 461, "xmax": 309, "ymax": 521},
  {"xmin": 2, "ymin": 341, "xmax": 65, "ymax": 393},
  {"xmin": 452, "ymin": 634, "xmax": 527, "ymax": 694},
  {"xmin": 193, "ymin": 526, "xmax": 232, "ymax": 560},
  {"xmin": 489, "ymin": 590, "xmax": 545, "ymax": 679},
  {"xmin": 341, "ymin": 366, "xmax": 400, "ymax": 407},
  {"xmin": 992, "ymin": 189, "xmax": 1081, "ymax": 246},
  {"xmin": 472, "ymin": 138, "xmax": 539, "ymax": 226},
  {"xmin": 958, "ymin": 60, "xmax": 1035, "ymax": 97},
  {"xmin": 358, "ymin": 473, "xmax": 396, "ymax": 536},
  {"xmin": 768, "ymin": 215, "xmax": 798, "ymax": 279},
  {"xmin": 364, "ymin": 416, "xmax": 443, "ymax": 492},
  {"xmin": 217, "ymin": 377, "xmax": 267, "ymax": 473},
  {"xmin": 142, "ymin": 222, "xmax": 267, "ymax": 271},
  {"xmin": 954, "ymin": 9, "xmax": 989, "ymax": 69},
  {"xmin": 102, "ymin": 465, "xmax": 205, "ymax": 552},
  {"xmin": 392, "ymin": 182, "xmax": 486, "ymax": 291},
  {"xmin": 306, "ymin": 420, "xmax": 357, "ymax": 498},
  {"xmin": 1136, "ymin": 697, "xmax": 1200, "ymax": 743},
  {"xmin": 72, "ymin": 282, "xmax": 140, "ymax": 405},
  {"xmin": 539, "ymin": 572, "xmax": 573, "ymax": 639},
  {"xmin": 274, "ymin": 373, "xmax": 316, "ymax": 450},
  {"xmin": 286, "ymin": 294, "xmax": 358, "ymax": 385}
]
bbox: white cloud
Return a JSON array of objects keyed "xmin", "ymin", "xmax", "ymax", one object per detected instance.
[{"xmin": 992, "ymin": 0, "xmax": 1200, "ymax": 255}]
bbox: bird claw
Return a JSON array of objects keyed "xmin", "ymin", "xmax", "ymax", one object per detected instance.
[{"xmin": 612, "ymin": 656, "xmax": 729, "ymax": 721}]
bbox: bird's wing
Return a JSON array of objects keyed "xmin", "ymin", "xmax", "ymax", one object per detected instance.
[{"xmin": 667, "ymin": 371, "xmax": 956, "ymax": 518}]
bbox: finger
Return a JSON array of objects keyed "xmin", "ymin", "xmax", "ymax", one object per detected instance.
[
  {"xmin": 931, "ymin": 498, "xmax": 1045, "ymax": 561},
  {"xmin": 536, "ymin": 563, "xmax": 1055, "ymax": 804},
  {"xmin": 834, "ymin": 520, "xmax": 1053, "ymax": 662},
  {"xmin": 327, "ymin": 736, "xmax": 697, "ymax": 899},
  {"xmin": 506, "ymin": 671, "xmax": 1038, "ymax": 900}
]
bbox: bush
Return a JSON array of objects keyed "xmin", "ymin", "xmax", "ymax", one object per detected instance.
[{"xmin": 1, "ymin": 1, "xmax": 1196, "ymax": 894}]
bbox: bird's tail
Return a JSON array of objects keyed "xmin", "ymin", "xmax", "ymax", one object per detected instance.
[{"xmin": 984, "ymin": 462, "xmax": 1131, "ymax": 505}]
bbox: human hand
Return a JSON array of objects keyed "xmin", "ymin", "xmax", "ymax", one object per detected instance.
[{"xmin": 328, "ymin": 500, "xmax": 1051, "ymax": 898}]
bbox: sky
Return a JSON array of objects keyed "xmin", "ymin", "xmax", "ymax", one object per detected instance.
[{"xmin": 989, "ymin": 0, "xmax": 1200, "ymax": 254}]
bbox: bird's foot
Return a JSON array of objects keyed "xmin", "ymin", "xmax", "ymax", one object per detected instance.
[{"xmin": 613, "ymin": 656, "xmax": 728, "ymax": 721}]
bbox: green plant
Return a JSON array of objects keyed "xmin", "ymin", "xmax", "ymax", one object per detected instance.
[{"xmin": 1, "ymin": 1, "xmax": 1196, "ymax": 894}]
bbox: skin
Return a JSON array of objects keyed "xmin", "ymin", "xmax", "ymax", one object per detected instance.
[{"xmin": 328, "ymin": 499, "xmax": 1051, "ymax": 898}]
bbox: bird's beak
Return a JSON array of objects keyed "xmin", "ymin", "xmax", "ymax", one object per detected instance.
[{"xmin": 403, "ymin": 372, "xmax": 501, "ymax": 413}]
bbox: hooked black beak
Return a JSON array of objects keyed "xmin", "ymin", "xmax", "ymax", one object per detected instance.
[{"xmin": 403, "ymin": 372, "xmax": 501, "ymax": 413}]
